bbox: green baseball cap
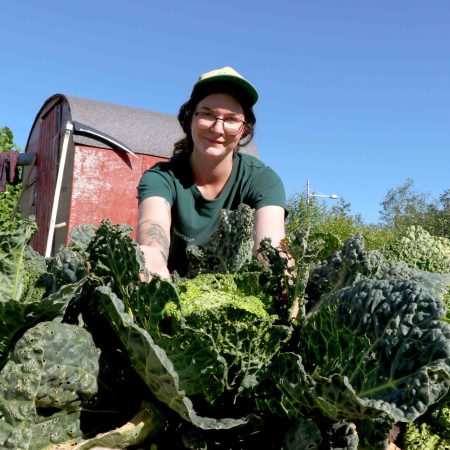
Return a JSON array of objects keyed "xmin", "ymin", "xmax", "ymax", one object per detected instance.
[{"xmin": 192, "ymin": 66, "xmax": 258, "ymax": 106}]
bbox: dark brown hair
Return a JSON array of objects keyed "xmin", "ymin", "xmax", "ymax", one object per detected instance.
[{"xmin": 173, "ymin": 81, "xmax": 256, "ymax": 156}]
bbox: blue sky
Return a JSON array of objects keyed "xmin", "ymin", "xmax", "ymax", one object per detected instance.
[{"xmin": 1, "ymin": 0, "xmax": 449, "ymax": 224}]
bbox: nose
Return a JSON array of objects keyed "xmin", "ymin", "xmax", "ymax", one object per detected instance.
[{"xmin": 210, "ymin": 118, "xmax": 225, "ymax": 133}]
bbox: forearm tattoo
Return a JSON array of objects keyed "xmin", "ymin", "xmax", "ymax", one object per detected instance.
[{"xmin": 141, "ymin": 223, "xmax": 170, "ymax": 262}]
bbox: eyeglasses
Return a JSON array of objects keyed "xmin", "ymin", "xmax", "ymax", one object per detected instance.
[{"xmin": 194, "ymin": 112, "xmax": 247, "ymax": 135}]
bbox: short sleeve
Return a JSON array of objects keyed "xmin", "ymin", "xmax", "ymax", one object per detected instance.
[
  {"xmin": 137, "ymin": 166, "xmax": 176, "ymax": 206},
  {"xmin": 248, "ymin": 166, "xmax": 287, "ymax": 211}
]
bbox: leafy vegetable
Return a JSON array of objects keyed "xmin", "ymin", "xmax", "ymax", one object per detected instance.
[
  {"xmin": 262, "ymin": 233, "xmax": 450, "ymax": 448},
  {"xmin": 0, "ymin": 217, "xmax": 449, "ymax": 449},
  {"xmin": 382, "ymin": 225, "xmax": 450, "ymax": 448},
  {"xmin": 0, "ymin": 219, "xmax": 38, "ymax": 301},
  {"xmin": 383, "ymin": 225, "xmax": 450, "ymax": 274},
  {"xmin": 0, "ymin": 321, "xmax": 100, "ymax": 449},
  {"xmin": 96, "ymin": 284, "xmax": 250, "ymax": 430},
  {"xmin": 404, "ymin": 404, "xmax": 450, "ymax": 450},
  {"xmin": 185, "ymin": 203, "xmax": 254, "ymax": 277},
  {"xmin": 88, "ymin": 220, "xmax": 291, "ymax": 429},
  {"xmin": 0, "ymin": 221, "xmax": 87, "ymax": 368}
]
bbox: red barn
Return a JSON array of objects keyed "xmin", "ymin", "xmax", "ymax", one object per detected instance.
[{"xmin": 19, "ymin": 94, "xmax": 258, "ymax": 256}]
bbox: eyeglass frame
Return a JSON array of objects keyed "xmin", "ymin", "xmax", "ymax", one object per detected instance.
[{"xmin": 193, "ymin": 111, "xmax": 248, "ymax": 136}]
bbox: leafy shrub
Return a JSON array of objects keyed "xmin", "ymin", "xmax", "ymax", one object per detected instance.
[
  {"xmin": 0, "ymin": 126, "xmax": 22, "ymax": 232},
  {"xmin": 286, "ymin": 192, "xmax": 396, "ymax": 265}
]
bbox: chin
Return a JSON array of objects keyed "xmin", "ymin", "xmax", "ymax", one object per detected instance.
[{"xmin": 200, "ymin": 146, "xmax": 228, "ymax": 158}]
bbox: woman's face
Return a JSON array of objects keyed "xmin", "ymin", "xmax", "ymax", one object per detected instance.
[{"xmin": 191, "ymin": 93, "xmax": 245, "ymax": 161}]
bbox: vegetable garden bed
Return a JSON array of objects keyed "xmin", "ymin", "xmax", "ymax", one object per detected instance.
[{"xmin": 0, "ymin": 206, "xmax": 449, "ymax": 449}]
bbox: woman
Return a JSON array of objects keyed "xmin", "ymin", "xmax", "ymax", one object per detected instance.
[{"xmin": 137, "ymin": 66, "xmax": 287, "ymax": 278}]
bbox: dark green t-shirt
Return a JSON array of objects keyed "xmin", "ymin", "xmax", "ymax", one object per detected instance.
[{"xmin": 138, "ymin": 152, "xmax": 286, "ymax": 275}]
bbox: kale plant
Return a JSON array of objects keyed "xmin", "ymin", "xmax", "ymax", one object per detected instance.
[
  {"xmin": 88, "ymin": 220, "xmax": 292, "ymax": 432},
  {"xmin": 266, "ymin": 233, "xmax": 450, "ymax": 449},
  {"xmin": 0, "ymin": 220, "xmax": 87, "ymax": 368},
  {"xmin": 0, "ymin": 215, "xmax": 449, "ymax": 449},
  {"xmin": 0, "ymin": 321, "xmax": 100, "ymax": 448}
]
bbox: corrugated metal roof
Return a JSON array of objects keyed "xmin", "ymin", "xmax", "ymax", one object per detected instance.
[{"xmin": 27, "ymin": 94, "xmax": 258, "ymax": 158}]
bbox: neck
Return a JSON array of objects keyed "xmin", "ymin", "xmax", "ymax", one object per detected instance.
[
  {"xmin": 190, "ymin": 152, "xmax": 235, "ymax": 199},
  {"xmin": 190, "ymin": 151, "xmax": 234, "ymax": 184}
]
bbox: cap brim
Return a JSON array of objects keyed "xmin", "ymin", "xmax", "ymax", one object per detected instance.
[{"xmin": 193, "ymin": 75, "xmax": 258, "ymax": 106}]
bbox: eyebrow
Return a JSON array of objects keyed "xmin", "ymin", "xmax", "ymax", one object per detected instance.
[{"xmin": 196, "ymin": 106, "xmax": 244, "ymax": 117}]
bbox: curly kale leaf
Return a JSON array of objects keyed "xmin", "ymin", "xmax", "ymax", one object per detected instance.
[
  {"xmin": 46, "ymin": 245, "xmax": 89, "ymax": 292},
  {"xmin": 185, "ymin": 203, "xmax": 254, "ymax": 277},
  {"xmin": 403, "ymin": 403, "xmax": 450, "ymax": 450},
  {"xmin": 20, "ymin": 246, "xmax": 48, "ymax": 303},
  {"xmin": 85, "ymin": 219, "xmax": 145, "ymax": 297},
  {"xmin": 68, "ymin": 223, "xmax": 97, "ymax": 253},
  {"xmin": 0, "ymin": 321, "xmax": 100, "ymax": 449}
]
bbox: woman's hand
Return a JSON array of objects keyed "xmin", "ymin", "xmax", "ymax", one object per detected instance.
[
  {"xmin": 139, "ymin": 244, "xmax": 171, "ymax": 280},
  {"xmin": 254, "ymin": 205, "xmax": 301, "ymax": 320}
]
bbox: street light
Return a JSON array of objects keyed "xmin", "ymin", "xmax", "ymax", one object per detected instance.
[{"xmin": 306, "ymin": 179, "xmax": 338, "ymax": 203}]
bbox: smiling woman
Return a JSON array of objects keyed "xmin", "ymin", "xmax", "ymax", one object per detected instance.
[
  {"xmin": 137, "ymin": 67, "xmax": 287, "ymax": 278},
  {"xmin": 190, "ymin": 93, "xmax": 246, "ymax": 170}
]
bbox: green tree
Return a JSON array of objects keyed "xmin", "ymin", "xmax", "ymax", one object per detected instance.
[
  {"xmin": 379, "ymin": 178, "xmax": 429, "ymax": 229},
  {"xmin": 427, "ymin": 190, "xmax": 450, "ymax": 239},
  {"xmin": 380, "ymin": 178, "xmax": 450, "ymax": 238},
  {"xmin": 0, "ymin": 126, "xmax": 22, "ymax": 231}
]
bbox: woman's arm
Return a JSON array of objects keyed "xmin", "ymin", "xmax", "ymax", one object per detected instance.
[
  {"xmin": 253, "ymin": 205, "xmax": 286, "ymax": 255},
  {"xmin": 137, "ymin": 196, "xmax": 172, "ymax": 279},
  {"xmin": 254, "ymin": 205, "xmax": 300, "ymax": 319}
]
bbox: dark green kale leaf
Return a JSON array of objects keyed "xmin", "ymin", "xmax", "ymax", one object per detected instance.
[
  {"xmin": 0, "ymin": 321, "xmax": 100, "ymax": 449},
  {"xmin": 272, "ymin": 233, "xmax": 450, "ymax": 447},
  {"xmin": 305, "ymin": 232, "xmax": 383, "ymax": 311},
  {"xmin": 85, "ymin": 219, "xmax": 145, "ymax": 297},
  {"xmin": 185, "ymin": 203, "xmax": 254, "ymax": 277},
  {"xmin": 0, "ymin": 220, "xmax": 87, "ymax": 369}
]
